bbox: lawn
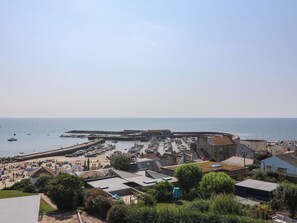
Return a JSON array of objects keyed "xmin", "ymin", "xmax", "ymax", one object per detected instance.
[
  {"xmin": 156, "ymin": 200, "xmax": 191, "ymax": 208},
  {"xmin": 0, "ymin": 190, "xmax": 57, "ymax": 213},
  {"xmin": 40, "ymin": 197, "xmax": 57, "ymax": 213},
  {"xmin": 0, "ymin": 190, "xmax": 33, "ymax": 199}
]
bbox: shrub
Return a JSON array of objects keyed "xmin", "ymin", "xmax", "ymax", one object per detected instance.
[
  {"xmin": 200, "ymin": 172, "xmax": 235, "ymax": 198},
  {"xmin": 189, "ymin": 199, "xmax": 210, "ymax": 212},
  {"xmin": 46, "ymin": 174, "xmax": 84, "ymax": 210},
  {"xmin": 210, "ymin": 194, "xmax": 244, "ymax": 215},
  {"xmin": 107, "ymin": 204, "xmax": 128, "ymax": 223},
  {"xmin": 147, "ymin": 181, "xmax": 173, "ymax": 202},
  {"xmin": 94, "ymin": 196, "xmax": 112, "ymax": 219},
  {"xmin": 110, "ymin": 154, "xmax": 132, "ymax": 171},
  {"xmin": 126, "ymin": 206, "xmax": 158, "ymax": 223},
  {"xmin": 10, "ymin": 179, "xmax": 36, "ymax": 193},
  {"xmin": 35, "ymin": 175, "xmax": 54, "ymax": 193},
  {"xmin": 143, "ymin": 193, "xmax": 156, "ymax": 206},
  {"xmin": 175, "ymin": 163, "xmax": 203, "ymax": 193},
  {"xmin": 271, "ymin": 181, "xmax": 297, "ymax": 217}
]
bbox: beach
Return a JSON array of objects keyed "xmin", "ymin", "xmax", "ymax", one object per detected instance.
[{"xmin": 0, "ymin": 154, "xmax": 110, "ymax": 190}]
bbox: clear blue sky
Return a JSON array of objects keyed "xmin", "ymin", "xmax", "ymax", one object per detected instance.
[{"xmin": 0, "ymin": 0, "xmax": 296, "ymax": 118}]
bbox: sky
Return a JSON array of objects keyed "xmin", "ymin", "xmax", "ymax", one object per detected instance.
[{"xmin": 0, "ymin": 0, "xmax": 296, "ymax": 118}]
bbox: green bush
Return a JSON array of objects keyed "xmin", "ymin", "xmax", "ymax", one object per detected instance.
[
  {"xmin": 210, "ymin": 194, "xmax": 244, "ymax": 215},
  {"xmin": 175, "ymin": 163, "xmax": 203, "ymax": 193},
  {"xmin": 10, "ymin": 179, "xmax": 36, "ymax": 193},
  {"xmin": 110, "ymin": 154, "xmax": 132, "ymax": 171},
  {"xmin": 46, "ymin": 174, "xmax": 84, "ymax": 210},
  {"xmin": 94, "ymin": 196, "xmax": 112, "ymax": 220},
  {"xmin": 107, "ymin": 204, "xmax": 128, "ymax": 223},
  {"xmin": 143, "ymin": 193, "xmax": 156, "ymax": 206},
  {"xmin": 84, "ymin": 188, "xmax": 109, "ymax": 214},
  {"xmin": 200, "ymin": 172, "xmax": 235, "ymax": 198},
  {"xmin": 35, "ymin": 175, "xmax": 54, "ymax": 193},
  {"xmin": 189, "ymin": 199, "xmax": 210, "ymax": 212},
  {"xmin": 147, "ymin": 181, "xmax": 173, "ymax": 202},
  {"xmin": 182, "ymin": 187, "xmax": 201, "ymax": 201},
  {"xmin": 125, "ymin": 205, "xmax": 270, "ymax": 223},
  {"xmin": 126, "ymin": 207, "xmax": 158, "ymax": 223}
]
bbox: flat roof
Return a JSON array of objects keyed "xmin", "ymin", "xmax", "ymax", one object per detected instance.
[
  {"xmin": 0, "ymin": 195, "xmax": 40, "ymax": 223},
  {"xmin": 87, "ymin": 177, "xmax": 131, "ymax": 193},
  {"xmin": 162, "ymin": 161, "xmax": 244, "ymax": 173},
  {"xmin": 235, "ymin": 179, "xmax": 278, "ymax": 192}
]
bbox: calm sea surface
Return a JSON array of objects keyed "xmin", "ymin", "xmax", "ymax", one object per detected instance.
[{"xmin": 0, "ymin": 118, "xmax": 296, "ymax": 157}]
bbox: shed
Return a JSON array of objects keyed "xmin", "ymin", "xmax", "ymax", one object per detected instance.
[{"xmin": 235, "ymin": 179, "xmax": 278, "ymax": 201}]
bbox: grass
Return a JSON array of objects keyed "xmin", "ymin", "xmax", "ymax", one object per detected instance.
[
  {"xmin": 40, "ymin": 198, "xmax": 57, "ymax": 213},
  {"xmin": 156, "ymin": 200, "xmax": 191, "ymax": 208},
  {"xmin": 0, "ymin": 190, "xmax": 34, "ymax": 199},
  {"xmin": 0, "ymin": 190, "xmax": 57, "ymax": 213}
]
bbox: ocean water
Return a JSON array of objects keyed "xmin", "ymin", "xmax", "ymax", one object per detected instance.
[{"xmin": 0, "ymin": 118, "xmax": 297, "ymax": 157}]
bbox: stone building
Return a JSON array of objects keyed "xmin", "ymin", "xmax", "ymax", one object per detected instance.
[{"xmin": 197, "ymin": 135, "xmax": 237, "ymax": 161}]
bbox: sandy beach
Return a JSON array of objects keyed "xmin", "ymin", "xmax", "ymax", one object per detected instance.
[{"xmin": 0, "ymin": 154, "xmax": 110, "ymax": 190}]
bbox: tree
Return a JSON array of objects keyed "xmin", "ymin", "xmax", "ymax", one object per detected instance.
[
  {"xmin": 199, "ymin": 172, "xmax": 235, "ymax": 198},
  {"xmin": 107, "ymin": 204, "xmax": 128, "ymax": 223},
  {"xmin": 175, "ymin": 163, "xmax": 203, "ymax": 193},
  {"xmin": 147, "ymin": 181, "xmax": 174, "ymax": 202},
  {"xmin": 271, "ymin": 182, "xmax": 297, "ymax": 217},
  {"xmin": 110, "ymin": 154, "xmax": 132, "ymax": 171},
  {"xmin": 93, "ymin": 196, "xmax": 112, "ymax": 220},
  {"xmin": 10, "ymin": 179, "xmax": 36, "ymax": 193},
  {"xmin": 46, "ymin": 174, "xmax": 84, "ymax": 210},
  {"xmin": 85, "ymin": 188, "xmax": 109, "ymax": 214},
  {"xmin": 35, "ymin": 175, "xmax": 54, "ymax": 193}
]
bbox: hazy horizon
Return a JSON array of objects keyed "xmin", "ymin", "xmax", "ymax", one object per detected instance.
[{"xmin": 1, "ymin": 1, "xmax": 296, "ymax": 118}]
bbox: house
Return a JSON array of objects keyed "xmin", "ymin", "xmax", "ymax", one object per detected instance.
[
  {"xmin": 197, "ymin": 135, "xmax": 237, "ymax": 161},
  {"xmin": 261, "ymin": 151, "xmax": 297, "ymax": 177},
  {"xmin": 75, "ymin": 169, "xmax": 110, "ymax": 179},
  {"xmin": 240, "ymin": 139, "xmax": 267, "ymax": 153},
  {"xmin": 235, "ymin": 179, "xmax": 278, "ymax": 201},
  {"xmin": 267, "ymin": 145, "xmax": 290, "ymax": 156},
  {"xmin": 161, "ymin": 161, "xmax": 246, "ymax": 178},
  {"xmin": 0, "ymin": 195, "xmax": 40, "ymax": 223},
  {"xmin": 28, "ymin": 166, "xmax": 54, "ymax": 183},
  {"xmin": 221, "ymin": 156, "xmax": 261, "ymax": 168},
  {"xmin": 129, "ymin": 158, "xmax": 162, "ymax": 172},
  {"xmin": 236, "ymin": 144, "xmax": 255, "ymax": 158},
  {"xmin": 87, "ymin": 169, "xmax": 177, "ymax": 198}
]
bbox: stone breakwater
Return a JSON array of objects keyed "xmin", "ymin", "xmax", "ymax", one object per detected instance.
[{"xmin": 2, "ymin": 139, "xmax": 105, "ymax": 162}]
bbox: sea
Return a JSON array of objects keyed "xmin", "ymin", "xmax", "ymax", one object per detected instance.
[{"xmin": 0, "ymin": 118, "xmax": 297, "ymax": 157}]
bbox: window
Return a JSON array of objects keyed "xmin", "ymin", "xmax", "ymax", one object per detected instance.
[
  {"xmin": 266, "ymin": 165, "xmax": 271, "ymax": 171},
  {"xmin": 277, "ymin": 168, "xmax": 287, "ymax": 174}
]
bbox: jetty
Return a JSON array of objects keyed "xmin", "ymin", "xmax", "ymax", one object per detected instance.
[{"xmin": 14, "ymin": 139, "xmax": 105, "ymax": 162}]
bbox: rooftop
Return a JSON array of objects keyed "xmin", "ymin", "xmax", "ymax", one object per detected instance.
[
  {"xmin": 235, "ymin": 179, "xmax": 278, "ymax": 192},
  {"xmin": 0, "ymin": 195, "xmax": 40, "ymax": 223},
  {"xmin": 162, "ymin": 161, "xmax": 244, "ymax": 173},
  {"xmin": 87, "ymin": 177, "xmax": 131, "ymax": 193},
  {"xmin": 221, "ymin": 156, "xmax": 258, "ymax": 167},
  {"xmin": 276, "ymin": 151, "xmax": 297, "ymax": 167},
  {"xmin": 207, "ymin": 136, "xmax": 234, "ymax": 146},
  {"xmin": 75, "ymin": 170, "xmax": 109, "ymax": 179}
]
